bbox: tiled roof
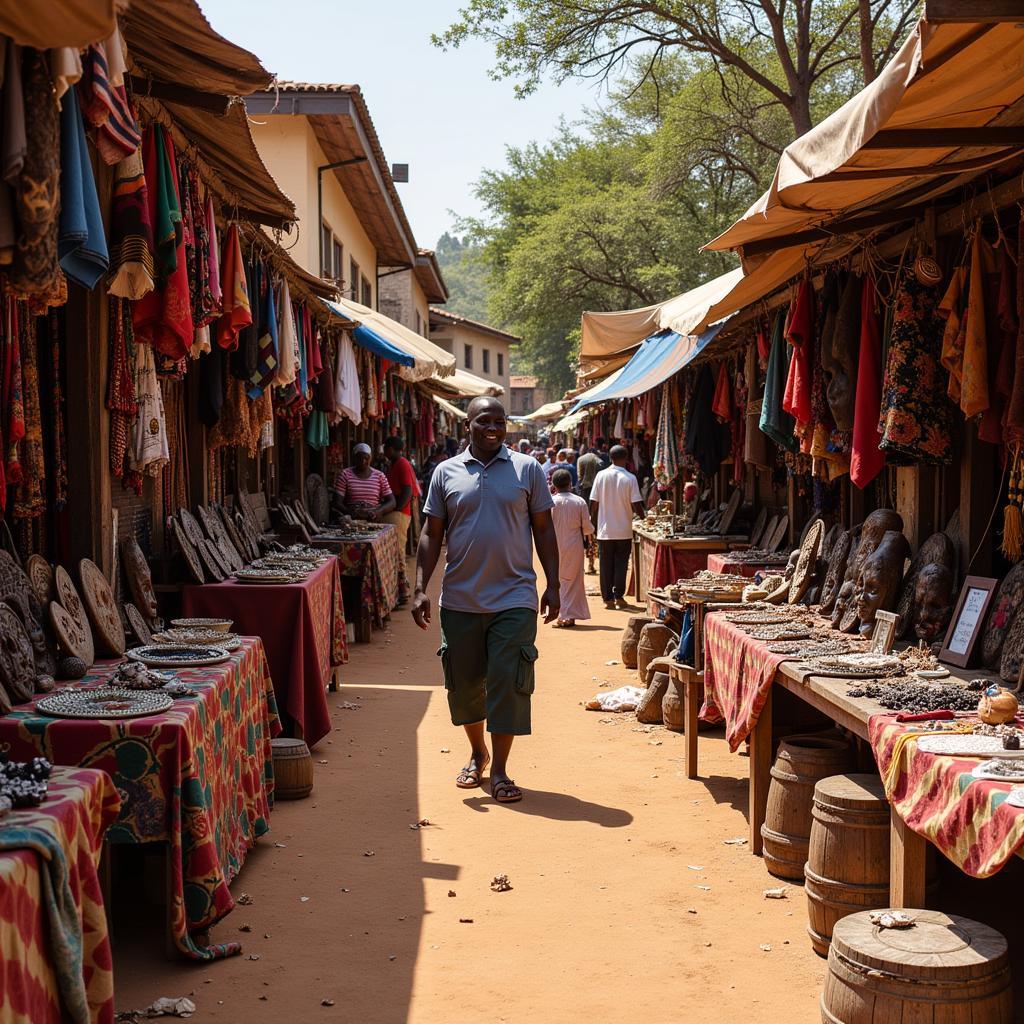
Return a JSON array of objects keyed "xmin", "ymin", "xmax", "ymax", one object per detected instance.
[
  {"xmin": 510, "ymin": 375, "xmax": 539, "ymax": 388},
  {"xmin": 428, "ymin": 307, "xmax": 520, "ymax": 344}
]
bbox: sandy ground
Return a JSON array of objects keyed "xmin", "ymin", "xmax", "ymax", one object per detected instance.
[{"xmin": 110, "ymin": 565, "xmax": 854, "ymax": 1023}]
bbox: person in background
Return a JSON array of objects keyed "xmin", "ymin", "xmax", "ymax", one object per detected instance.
[
  {"xmin": 414, "ymin": 396, "xmax": 559, "ymax": 805},
  {"xmin": 332, "ymin": 443, "xmax": 396, "ymax": 521},
  {"xmin": 420, "ymin": 444, "xmax": 446, "ymax": 492},
  {"xmin": 576, "ymin": 444, "xmax": 602, "ymax": 574},
  {"xmin": 383, "ymin": 436, "xmax": 419, "ymax": 603},
  {"xmin": 549, "ymin": 468, "xmax": 594, "ymax": 628},
  {"xmin": 518, "ymin": 439, "xmax": 532, "ymax": 454},
  {"xmin": 595, "ymin": 437, "xmax": 612, "ymax": 470},
  {"xmin": 549, "ymin": 448, "xmax": 577, "ymax": 490},
  {"xmin": 589, "ymin": 445, "xmax": 644, "ymax": 609}
]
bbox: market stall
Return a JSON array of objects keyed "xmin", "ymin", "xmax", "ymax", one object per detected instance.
[
  {"xmin": 0, "ymin": 767, "xmax": 120, "ymax": 1024},
  {"xmin": 0, "ymin": 639, "xmax": 279, "ymax": 961},
  {"xmin": 181, "ymin": 561, "xmax": 342, "ymax": 745}
]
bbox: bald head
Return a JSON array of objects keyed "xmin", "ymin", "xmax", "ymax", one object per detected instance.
[
  {"xmin": 466, "ymin": 396, "xmax": 507, "ymax": 458},
  {"xmin": 610, "ymin": 445, "xmax": 629, "ymax": 465},
  {"xmin": 466, "ymin": 396, "xmax": 506, "ymax": 420}
]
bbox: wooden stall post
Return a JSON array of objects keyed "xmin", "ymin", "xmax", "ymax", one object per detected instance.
[
  {"xmin": 890, "ymin": 807, "xmax": 929, "ymax": 908},
  {"xmin": 749, "ymin": 686, "xmax": 773, "ymax": 855}
]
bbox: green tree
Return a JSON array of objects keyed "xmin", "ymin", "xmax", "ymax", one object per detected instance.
[{"xmin": 435, "ymin": 232, "xmax": 492, "ymax": 323}]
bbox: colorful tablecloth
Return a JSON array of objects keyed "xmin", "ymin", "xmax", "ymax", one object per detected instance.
[
  {"xmin": 700, "ymin": 612, "xmax": 787, "ymax": 751},
  {"xmin": 706, "ymin": 554, "xmax": 785, "ymax": 578},
  {"xmin": 0, "ymin": 768, "xmax": 120, "ymax": 1024},
  {"xmin": 0, "ymin": 639, "xmax": 278, "ymax": 960},
  {"xmin": 327, "ymin": 523, "xmax": 405, "ymax": 627},
  {"xmin": 182, "ymin": 559, "xmax": 345, "ymax": 745},
  {"xmin": 870, "ymin": 714, "xmax": 1024, "ymax": 878}
]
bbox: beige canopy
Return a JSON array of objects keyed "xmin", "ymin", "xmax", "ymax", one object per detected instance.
[
  {"xmin": 707, "ymin": 19, "xmax": 1024, "ymax": 261},
  {"xmin": 0, "ymin": 1, "xmax": 118, "ymax": 48}
]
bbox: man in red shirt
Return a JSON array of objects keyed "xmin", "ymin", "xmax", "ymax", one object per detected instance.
[{"xmin": 383, "ymin": 436, "xmax": 420, "ymax": 603}]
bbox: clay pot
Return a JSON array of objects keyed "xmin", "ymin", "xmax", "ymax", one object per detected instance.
[
  {"xmin": 978, "ymin": 688, "xmax": 1020, "ymax": 726},
  {"xmin": 637, "ymin": 672, "xmax": 668, "ymax": 725}
]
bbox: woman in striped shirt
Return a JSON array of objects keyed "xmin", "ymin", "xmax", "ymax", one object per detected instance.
[{"xmin": 332, "ymin": 443, "xmax": 396, "ymax": 521}]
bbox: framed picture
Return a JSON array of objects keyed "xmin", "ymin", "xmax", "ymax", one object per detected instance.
[
  {"xmin": 939, "ymin": 576, "xmax": 998, "ymax": 668},
  {"xmin": 870, "ymin": 611, "xmax": 900, "ymax": 654}
]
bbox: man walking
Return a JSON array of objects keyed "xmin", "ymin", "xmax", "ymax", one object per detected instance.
[
  {"xmin": 383, "ymin": 436, "xmax": 419, "ymax": 603},
  {"xmin": 413, "ymin": 396, "xmax": 560, "ymax": 804},
  {"xmin": 576, "ymin": 444, "xmax": 602, "ymax": 574},
  {"xmin": 590, "ymin": 445, "xmax": 644, "ymax": 610}
]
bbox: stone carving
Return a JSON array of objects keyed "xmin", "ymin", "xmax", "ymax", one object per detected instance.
[{"xmin": 896, "ymin": 532, "xmax": 956, "ymax": 641}]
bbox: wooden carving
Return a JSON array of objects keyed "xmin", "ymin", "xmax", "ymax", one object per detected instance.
[
  {"xmin": 0, "ymin": 551, "xmax": 56, "ymax": 678},
  {"xmin": 26, "ymin": 554, "xmax": 55, "ymax": 607},
  {"xmin": 819, "ymin": 529, "xmax": 852, "ymax": 615},
  {"xmin": 52, "ymin": 566, "xmax": 95, "ymax": 666},
  {"xmin": 120, "ymin": 537, "xmax": 159, "ymax": 621},
  {"xmin": 0, "ymin": 603, "xmax": 38, "ymax": 703},
  {"xmin": 789, "ymin": 519, "xmax": 824, "ymax": 604},
  {"xmin": 79, "ymin": 558, "xmax": 126, "ymax": 656},
  {"xmin": 896, "ymin": 532, "xmax": 956, "ymax": 640},
  {"xmin": 172, "ymin": 517, "xmax": 205, "ymax": 584},
  {"xmin": 124, "ymin": 603, "xmax": 153, "ymax": 644}
]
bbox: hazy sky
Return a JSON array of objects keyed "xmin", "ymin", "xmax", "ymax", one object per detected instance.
[{"xmin": 201, "ymin": 0, "xmax": 602, "ymax": 250}]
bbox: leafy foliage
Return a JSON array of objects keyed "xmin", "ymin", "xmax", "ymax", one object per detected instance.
[{"xmin": 435, "ymin": 232, "xmax": 492, "ymax": 324}]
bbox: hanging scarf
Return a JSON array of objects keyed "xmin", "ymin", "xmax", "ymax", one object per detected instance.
[
  {"xmin": 11, "ymin": 306, "xmax": 42, "ymax": 517},
  {"xmin": 45, "ymin": 310, "xmax": 69, "ymax": 508},
  {"xmin": 247, "ymin": 270, "xmax": 278, "ymax": 397},
  {"xmin": 78, "ymin": 40, "xmax": 139, "ymax": 164},
  {"xmin": 711, "ymin": 360, "xmax": 732, "ymax": 422},
  {"xmin": 652, "ymin": 382, "xmax": 679, "ymax": 487},
  {"xmin": 106, "ymin": 298, "xmax": 137, "ymax": 478},
  {"xmin": 129, "ymin": 342, "xmax": 169, "ymax": 475},
  {"xmin": 3, "ymin": 298, "xmax": 25, "ymax": 488},
  {"xmin": 850, "ymin": 276, "xmax": 885, "ymax": 489},
  {"xmin": 107, "ymin": 146, "xmax": 155, "ymax": 299},
  {"xmin": 216, "ymin": 224, "xmax": 252, "ymax": 351},
  {"xmin": 759, "ymin": 310, "xmax": 797, "ymax": 451}
]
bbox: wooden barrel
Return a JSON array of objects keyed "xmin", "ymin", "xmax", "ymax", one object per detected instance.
[
  {"xmin": 621, "ymin": 614, "xmax": 653, "ymax": 669},
  {"xmin": 821, "ymin": 910, "xmax": 1013, "ymax": 1023},
  {"xmin": 761, "ymin": 733, "xmax": 853, "ymax": 880},
  {"xmin": 636, "ymin": 623, "xmax": 674, "ymax": 682},
  {"xmin": 272, "ymin": 737, "xmax": 313, "ymax": 799},
  {"xmin": 805, "ymin": 774, "xmax": 889, "ymax": 956}
]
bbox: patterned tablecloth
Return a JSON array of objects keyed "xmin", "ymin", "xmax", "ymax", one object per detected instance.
[
  {"xmin": 0, "ymin": 639, "xmax": 278, "ymax": 961},
  {"xmin": 182, "ymin": 558, "xmax": 346, "ymax": 745},
  {"xmin": 870, "ymin": 714, "xmax": 1024, "ymax": 878},
  {"xmin": 700, "ymin": 612, "xmax": 787, "ymax": 751},
  {"xmin": 0, "ymin": 768, "xmax": 120, "ymax": 1024},
  {"xmin": 326, "ymin": 523, "xmax": 406, "ymax": 627}
]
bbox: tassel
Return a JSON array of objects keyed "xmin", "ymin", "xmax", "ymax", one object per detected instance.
[{"xmin": 1003, "ymin": 447, "xmax": 1023, "ymax": 562}]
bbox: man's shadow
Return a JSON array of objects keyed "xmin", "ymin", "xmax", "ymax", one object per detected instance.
[{"xmin": 463, "ymin": 789, "xmax": 633, "ymax": 826}]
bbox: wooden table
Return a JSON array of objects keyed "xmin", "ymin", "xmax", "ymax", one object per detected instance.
[
  {"xmin": 673, "ymin": 616, "xmax": 1007, "ymax": 908},
  {"xmin": 630, "ymin": 527, "xmax": 745, "ymax": 604}
]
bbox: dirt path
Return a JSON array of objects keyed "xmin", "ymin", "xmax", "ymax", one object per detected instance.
[{"xmin": 114, "ymin": 565, "xmax": 828, "ymax": 1022}]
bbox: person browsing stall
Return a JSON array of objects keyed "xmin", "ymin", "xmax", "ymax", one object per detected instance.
[
  {"xmin": 413, "ymin": 397, "xmax": 560, "ymax": 805},
  {"xmin": 332, "ymin": 443, "xmax": 395, "ymax": 521},
  {"xmin": 589, "ymin": 445, "xmax": 644, "ymax": 609},
  {"xmin": 549, "ymin": 468, "xmax": 594, "ymax": 627}
]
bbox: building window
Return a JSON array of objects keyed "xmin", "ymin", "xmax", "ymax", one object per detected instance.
[
  {"xmin": 332, "ymin": 239, "xmax": 343, "ymax": 281},
  {"xmin": 482, "ymin": 349, "xmax": 491, "ymax": 374},
  {"xmin": 361, "ymin": 275, "xmax": 372, "ymax": 308},
  {"xmin": 349, "ymin": 257, "xmax": 359, "ymax": 302},
  {"xmin": 415, "ymin": 311, "xmax": 422, "ymax": 335},
  {"xmin": 464, "ymin": 343, "xmax": 473, "ymax": 370},
  {"xmin": 321, "ymin": 224, "xmax": 333, "ymax": 278},
  {"xmin": 497, "ymin": 352, "xmax": 504, "ymax": 376}
]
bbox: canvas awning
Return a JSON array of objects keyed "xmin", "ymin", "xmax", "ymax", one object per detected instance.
[
  {"xmin": 0, "ymin": 0, "xmax": 118, "ymax": 48},
  {"xmin": 571, "ymin": 321, "xmax": 729, "ymax": 413},
  {"xmin": 550, "ymin": 409, "xmax": 590, "ymax": 435},
  {"xmin": 522, "ymin": 401, "xmax": 569, "ymax": 422},
  {"xmin": 428, "ymin": 367, "xmax": 504, "ymax": 398},
  {"xmin": 433, "ymin": 395, "xmax": 467, "ymax": 420},
  {"xmin": 706, "ymin": 19, "xmax": 1024, "ymax": 262},
  {"xmin": 326, "ymin": 297, "xmax": 456, "ymax": 383}
]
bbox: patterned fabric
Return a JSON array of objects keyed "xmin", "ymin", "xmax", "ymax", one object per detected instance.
[
  {"xmin": 652, "ymin": 382, "xmax": 679, "ymax": 487},
  {"xmin": 0, "ymin": 768, "xmax": 120, "ymax": 1024},
  {"xmin": 181, "ymin": 562, "xmax": 344, "ymax": 746},
  {"xmin": 877, "ymin": 273, "xmax": 953, "ymax": 465},
  {"xmin": 0, "ymin": 640, "xmax": 279, "ymax": 961},
  {"xmin": 12, "ymin": 308, "xmax": 43, "ymax": 517},
  {"xmin": 700, "ymin": 612, "xmax": 787, "ymax": 750},
  {"xmin": 870, "ymin": 714, "xmax": 1024, "ymax": 878},
  {"xmin": 332, "ymin": 523, "xmax": 406, "ymax": 626}
]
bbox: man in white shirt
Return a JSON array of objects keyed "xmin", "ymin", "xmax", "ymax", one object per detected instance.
[{"xmin": 589, "ymin": 445, "xmax": 645, "ymax": 609}]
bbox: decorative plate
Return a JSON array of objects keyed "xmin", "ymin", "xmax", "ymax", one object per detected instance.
[
  {"xmin": 178, "ymin": 508, "xmax": 207, "ymax": 552},
  {"xmin": 124, "ymin": 603, "xmax": 153, "ymax": 645},
  {"xmin": 747, "ymin": 627, "xmax": 812, "ymax": 641},
  {"xmin": 916, "ymin": 734, "xmax": 1024, "ymax": 759},
  {"xmin": 79, "ymin": 558, "xmax": 126, "ymax": 656},
  {"xmin": 126, "ymin": 645, "xmax": 231, "ymax": 668},
  {"xmin": 789, "ymin": 519, "xmax": 824, "ymax": 604},
  {"xmin": 914, "ymin": 668, "xmax": 951, "ymax": 680},
  {"xmin": 971, "ymin": 759, "xmax": 1024, "ymax": 782},
  {"xmin": 120, "ymin": 537, "xmax": 159, "ymax": 621},
  {"xmin": 0, "ymin": 603, "xmax": 39, "ymax": 703},
  {"xmin": 36, "ymin": 686, "xmax": 173, "ymax": 719},
  {"xmin": 171, "ymin": 617, "xmax": 233, "ymax": 632},
  {"xmin": 151, "ymin": 629, "xmax": 241, "ymax": 650},
  {"xmin": 25, "ymin": 554, "xmax": 55, "ymax": 608},
  {"xmin": 50, "ymin": 572, "xmax": 94, "ymax": 667},
  {"xmin": 172, "ymin": 517, "xmax": 205, "ymax": 585}
]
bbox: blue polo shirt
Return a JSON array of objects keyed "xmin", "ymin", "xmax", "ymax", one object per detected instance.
[{"xmin": 423, "ymin": 444, "xmax": 554, "ymax": 613}]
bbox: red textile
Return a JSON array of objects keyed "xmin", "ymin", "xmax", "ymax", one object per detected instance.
[
  {"xmin": 700, "ymin": 613, "xmax": 786, "ymax": 750},
  {"xmin": 385, "ymin": 456, "xmax": 419, "ymax": 515},
  {"xmin": 870, "ymin": 713, "xmax": 1024, "ymax": 877},
  {"xmin": 216, "ymin": 224, "xmax": 252, "ymax": 351},
  {"xmin": 850, "ymin": 275, "xmax": 885, "ymax": 488},
  {"xmin": 706, "ymin": 553, "xmax": 778, "ymax": 578},
  {"xmin": 782, "ymin": 282, "xmax": 815, "ymax": 425},
  {"xmin": 181, "ymin": 559, "xmax": 346, "ymax": 746},
  {"xmin": 711, "ymin": 361, "xmax": 732, "ymax": 422},
  {"xmin": 756, "ymin": 325, "xmax": 771, "ymax": 364},
  {"xmin": 0, "ymin": 768, "xmax": 120, "ymax": 1024}
]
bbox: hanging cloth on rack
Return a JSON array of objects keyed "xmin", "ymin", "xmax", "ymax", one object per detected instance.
[
  {"xmin": 782, "ymin": 277, "xmax": 814, "ymax": 426},
  {"xmin": 712, "ymin": 360, "xmax": 732, "ymax": 423},
  {"xmin": 1008, "ymin": 207, "xmax": 1024, "ymax": 432},
  {"xmin": 106, "ymin": 298, "xmax": 137, "ymax": 478},
  {"xmin": 850, "ymin": 276, "xmax": 885, "ymax": 489},
  {"xmin": 216, "ymin": 223, "xmax": 252, "ymax": 351},
  {"xmin": 652, "ymin": 382, "xmax": 679, "ymax": 487},
  {"xmin": 197, "ymin": 345, "xmax": 224, "ymax": 428},
  {"xmin": 108, "ymin": 146, "xmax": 155, "ymax": 299},
  {"xmin": 759, "ymin": 311, "xmax": 797, "ymax": 451},
  {"xmin": 939, "ymin": 265, "xmax": 968, "ymax": 405},
  {"xmin": 78, "ymin": 36, "xmax": 139, "ymax": 164},
  {"xmin": 685, "ymin": 363, "xmax": 725, "ymax": 475},
  {"xmin": 0, "ymin": 37, "xmax": 26, "ymax": 267},
  {"xmin": 334, "ymin": 332, "xmax": 361, "ymax": 424},
  {"xmin": 2, "ymin": 297, "xmax": 25, "ymax": 489},
  {"xmin": 56, "ymin": 85, "xmax": 108, "ymax": 288},
  {"xmin": 129, "ymin": 341, "xmax": 169, "ymax": 475},
  {"xmin": 247, "ymin": 269, "xmax": 278, "ymax": 397},
  {"xmin": 963, "ymin": 232, "xmax": 996, "ymax": 421},
  {"xmin": 272, "ymin": 279, "xmax": 298, "ymax": 387}
]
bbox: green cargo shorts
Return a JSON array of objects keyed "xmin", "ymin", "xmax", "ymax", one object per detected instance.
[{"xmin": 437, "ymin": 607, "xmax": 538, "ymax": 735}]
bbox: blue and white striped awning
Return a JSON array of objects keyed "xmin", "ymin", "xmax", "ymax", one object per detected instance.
[{"xmin": 570, "ymin": 319, "xmax": 729, "ymax": 413}]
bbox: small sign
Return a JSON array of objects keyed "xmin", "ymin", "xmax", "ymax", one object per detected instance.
[
  {"xmin": 939, "ymin": 576, "xmax": 998, "ymax": 668},
  {"xmin": 870, "ymin": 611, "xmax": 900, "ymax": 654}
]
